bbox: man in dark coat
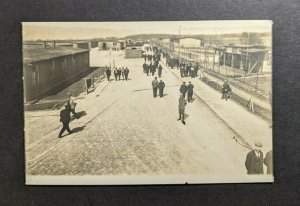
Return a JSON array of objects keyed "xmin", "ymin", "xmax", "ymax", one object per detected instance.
[
  {"xmin": 245, "ymin": 142, "xmax": 264, "ymax": 174},
  {"xmin": 114, "ymin": 68, "xmax": 118, "ymax": 81},
  {"xmin": 158, "ymin": 64, "xmax": 163, "ymax": 78},
  {"xmin": 124, "ymin": 67, "xmax": 129, "ymax": 81},
  {"xmin": 264, "ymin": 150, "xmax": 273, "ymax": 174},
  {"xmin": 222, "ymin": 80, "xmax": 232, "ymax": 100},
  {"xmin": 151, "ymin": 77, "xmax": 159, "ymax": 98},
  {"xmin": 58, "ymin": 104, "xmax": 73, "ymax": 138},
  {"xmin": 158, "ymin": 79, "xmax": 165, "ymax": 98},
  {"xmin": 180, "ymin": 82, "xmax": 188, "ymax": 98},
  {"xmin": 117, "ymin": 68, "xmax": 122, "ymax": 80},
  {"xmin": 151, "ymin": 64, "xmax": 156, "ymax": 76},
  {"xmin": 105, "ymin": 67, "xmax": 111, "ymax": 81},
  {"xmin": 187, "ymin": 82, "xmax": 194, "ymax": 103},
  {"xmin": 143, "ymin": 62, "xmax": 147, "ymax": 73},
  {"xmin": 177, "ymin": 94, "xmax": 187, "ymax": 125}
]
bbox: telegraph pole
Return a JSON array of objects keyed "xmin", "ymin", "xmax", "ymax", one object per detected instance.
[{"xmin": 178, "ymin": 25, "xmax": 181, "ymax": 59}]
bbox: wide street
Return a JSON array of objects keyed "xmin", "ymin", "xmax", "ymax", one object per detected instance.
[{"xmin": 25, "ymin": 49, "xmax": 272, "ymax": 179}]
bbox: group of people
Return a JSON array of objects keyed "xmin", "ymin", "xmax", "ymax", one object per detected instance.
[
  {"xmin": 143, "ymin": 61, "xmax": 163, "ymax": 77},
  {"xmin": 177, "ymin": 81, "xmax": 194, "ymax": 125},
  {"xmin": 179, "ymin": 63, "xmax": 199, "ymax": 78},
  {"xmin": 151, "ymin": 77, "xmax": 166, "ymax": 98},
  {"xmin": 245, "ymin": 142, "xmax": 273, "ymax": 175},
  {"xmin": 105, "ymin": 66, "xmax": 130, "ymax": 81}
]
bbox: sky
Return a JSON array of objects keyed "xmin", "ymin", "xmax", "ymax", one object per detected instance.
[{"xmin": 23, "ymin": 20, "xmax": 272, "ymax": 40}]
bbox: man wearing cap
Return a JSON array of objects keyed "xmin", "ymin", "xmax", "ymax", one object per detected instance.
[
  {"xmin": 187, "ymin": 82, "xmax": 194, "ymax": 103},
  {"xmin": 152, "ymin": 77, "xmax": 159, "ymax": 98},
  {"xmin": 245, "ymin": 142, "xmax": 264, "ymax": 174},
  {"xmin": 180, "ymin": 82, "xmax": 188, "ymax": 99},
  {"xmin": 177, "ymin": 94, "xmax": 187, "ymax": 125},
  {"xmin": 58, "ymin": 103, "xmax": 73, "ymax": 138}
]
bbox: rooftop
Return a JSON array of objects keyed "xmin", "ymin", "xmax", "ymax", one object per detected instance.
[{"xmin": 23, "ymin": 47, "xmax": 89, "ymax": 64}]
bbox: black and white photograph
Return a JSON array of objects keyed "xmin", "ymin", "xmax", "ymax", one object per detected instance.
[{"xmin": 23, "ymin": 21, "xmax": 273, "ymax": 185}]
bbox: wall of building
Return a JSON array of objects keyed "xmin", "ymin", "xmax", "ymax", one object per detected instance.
[
  {"xmin": 179, "ymin": 38, "xmax": 202, "ymax": 48},
  {"xmin": 24, "ymin": 51, "xmax": 90, "ymax": 102}
]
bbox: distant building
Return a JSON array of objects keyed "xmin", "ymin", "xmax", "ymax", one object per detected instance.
[
  {"xmin": 179, "ymin": 38, "xmax": 202, "ymax": 48},
  {"xmin": 73, "ymin": 42, "xmax": 90, "ymax": 49},
  {"xmin": 23, "ymin": 47, "xmax": 90, "ymax": 102},
  {"xmin": 215, "ymin": 44, "xmax": 269, "ymax": 73}
]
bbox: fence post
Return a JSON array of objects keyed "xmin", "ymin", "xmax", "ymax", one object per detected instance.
[{"xmin": 85, "ymin": 78, "xmax": 88, "ymax": 95}]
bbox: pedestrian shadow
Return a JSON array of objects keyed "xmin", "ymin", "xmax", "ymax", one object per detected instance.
[
  {"xmin": 71, "ymin": 111, "xmax": 87, "ymax": 121},
  {"xmin": 72, "ymin": 126, "xmax": 85, "ymax": 133},
  {"xmin": 163, "ymin": 93, "xmax": 168, "ymax": 97},
  {"xmin": 184, "ymin": 113, "xmax": 190, "ymax": 120}
]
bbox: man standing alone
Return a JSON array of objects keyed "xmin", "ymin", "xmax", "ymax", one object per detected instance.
[
  {"xmin": 58, "ymin": 103, "xmax": 73, "ymax": 138},
  {"xmin": 106, "ymin": 67, "xmax": 111, "ymax": 81},
  {"xmin": 177, "ymin": 94, "xmax": 187, "ymax": 125},
  {"xmin": 158, "ymin": 79, "xmax": 165, "ymax": 98},
  {"xmin": 152, "ymin": 77, "xmax": 159, "ymax": 98},
  {"xmin": 245, "ymin": 142, "xmax": 264, "ymax": 174},
  {"xmin": 180, "ymin": 82, "xmax": 188, "ymax": 98},
  {"xmin": 187, "ymin": 81, "xmax": 194, "ymax": 103}
]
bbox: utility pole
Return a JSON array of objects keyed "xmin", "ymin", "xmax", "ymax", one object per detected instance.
[
  {"xmin": 178, "ymin": 25, "xmax": 181, "ymax": 59},
  {"xmin": 244, "ymin": 32, "xmax": 249, "ymax": 83}
]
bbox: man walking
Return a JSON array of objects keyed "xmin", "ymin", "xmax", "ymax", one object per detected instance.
[
  {"xmin": 158, "ymin": 79, "xmax": 165, "ymax": 98},
  {"xmin": 177, "ymin": 94, "xmax": 187, "ymax": 125},
  {"xmin": 114, "ymin": 67, "xmax": 118, "ymax": 81},
  {"xmin": 180, "ymin": 82, "xmax": 188, "ymax": 98},
  {"xmin": 105, "ymin": 67, "xmax": 111, "ymax": 81},
  {"xmin": 58, "ymin": 103, "xmax": 73, "ymax": 138},
  {"xmin": 117, "ymin": 67, "xmax": 122, "ymax": 80},
  {"xmin": 67, "ymin": 92, "xmax": 79, "ymax": 119},
  {"xmin": 152, "ymin": 77, "xmax": 159, "ymax": 98},
  {"xmin": 124, "ymin": 67, "xmax": 129, "ymax": 81},
  {"xmin": 245, "ymin": 142, "xmax": 264, "ymax": 174},
  {"xmin": 187, "ymin": 82, "xmax": 194, "ymax": 103},
  {"xmin": 158, "ymin": 64, "xmax": 163, "ymax": 78}
]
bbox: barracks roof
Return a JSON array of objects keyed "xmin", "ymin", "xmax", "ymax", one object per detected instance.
[{"xmin": 23, "ymin": 47, "xmax": 89, "ymax": 64}]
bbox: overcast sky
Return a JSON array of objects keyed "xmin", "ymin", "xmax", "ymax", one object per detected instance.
[{"xmin": 23, "ymin": 20, "xmax": 272, "ymax": 40}]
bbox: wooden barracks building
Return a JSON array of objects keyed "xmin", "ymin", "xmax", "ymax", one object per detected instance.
[{"xmin": 23, "ymin": 46, "xmax": 90, "ymax": 102}]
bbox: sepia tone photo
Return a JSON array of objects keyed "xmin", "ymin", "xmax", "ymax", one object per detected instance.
[{"xmin": 23, "ymin": 21, "xmax": 273, "ymax": 185}]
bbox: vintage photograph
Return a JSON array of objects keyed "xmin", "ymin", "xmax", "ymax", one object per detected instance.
[{"xmin": 23, "ymin": 21, "xmax": 273, "ymax": 185}]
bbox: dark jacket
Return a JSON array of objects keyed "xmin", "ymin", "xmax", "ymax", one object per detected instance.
[
  {"xmin": 187, "ymin": 84, "xmax": 194, "ymax": 94},
  {"xmin": 180, "ymin": 84, "xmax": 188, "ymax": 93},
  {"xmin": 124, "ymin": 68, "xmax": 129, "ymax": 75},
  {"xmin": 222, "ymin": 83, "xmax": 231, "ymax": 93},
  {"xmin": 264, "ymin": 150, "xmax": 273, "ymax": 174},
  {"xmin": 245, "ymin": 150, "xmax": 264, "ymax": 174},
  {"xmin": 106, "ymin": 69, "xmax": 111, "ymax": 76},
  {"xmin": 60, "ymin": 108, "xmax": 71, "ymax": 123},
  {"xmin": 178, "ymin": 97, "xmax": 187, "ymax": 110},
  {"xmin": 158, "ymin": 81, "xmax": 165, "ymax": 89}
]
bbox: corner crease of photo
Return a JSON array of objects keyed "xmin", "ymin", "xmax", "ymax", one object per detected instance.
[{"xmin": 22, "ymin": 20, "xmax": 273, "ymax": 185}]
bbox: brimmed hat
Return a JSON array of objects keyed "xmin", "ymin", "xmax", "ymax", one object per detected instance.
[{"xmin": 255, "ymin": 141, "xmax": 263, "ymax": 147}]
